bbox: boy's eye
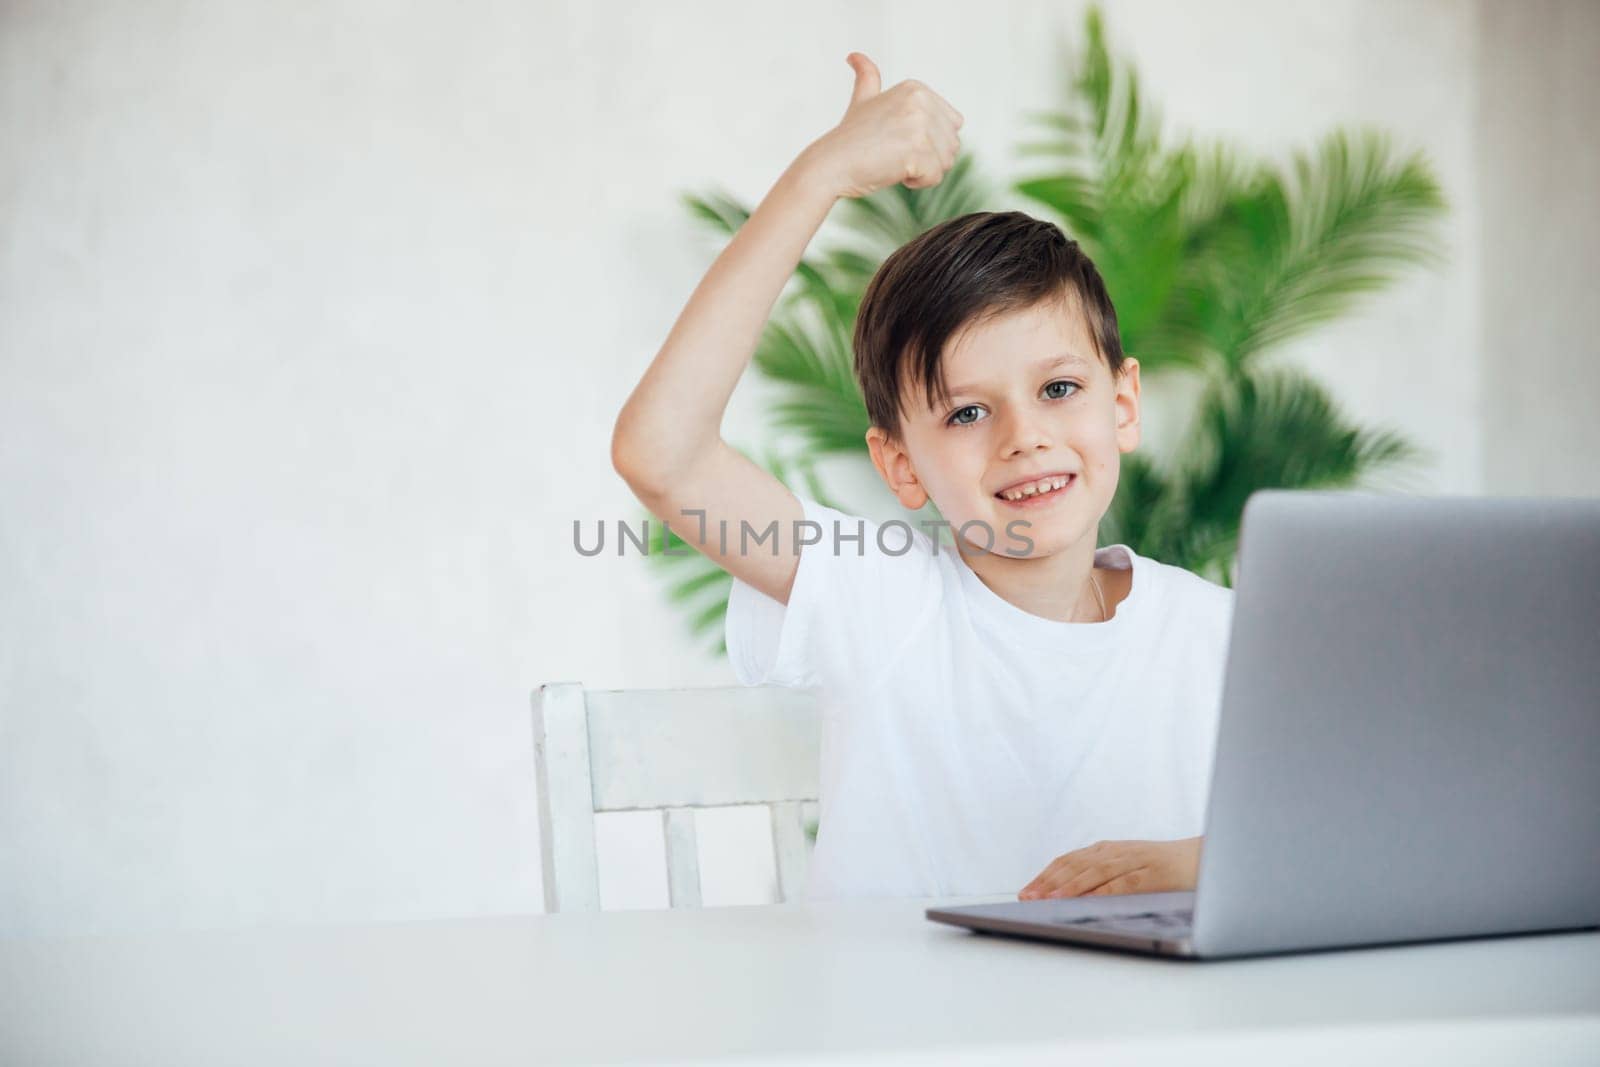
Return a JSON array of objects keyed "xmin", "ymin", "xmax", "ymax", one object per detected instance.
[{"xmin": 945, "ymin": 381, "xmax": 1081, "ymax": 427}]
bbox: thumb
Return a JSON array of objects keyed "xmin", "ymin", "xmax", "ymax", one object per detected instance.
[{"xmin": 844, "ymin": 52, "xmax": 881, "ymax": 112}]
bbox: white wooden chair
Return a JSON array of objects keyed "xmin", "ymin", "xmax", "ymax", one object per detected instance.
[{"xmin": 532, "ymin": 682, "xmax": 822, "ymax": 912}]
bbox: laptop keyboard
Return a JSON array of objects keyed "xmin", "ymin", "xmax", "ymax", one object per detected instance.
[{"xmin": 1049, "ymin": 907, "xmax": 1194, "ymax": 937}]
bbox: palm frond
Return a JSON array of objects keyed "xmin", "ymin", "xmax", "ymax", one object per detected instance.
[
  {"xmin": 1157, "ymin": 365, "xmax": 1424, "ymax": 580},
  {"xmin": 751, "ymin": 303, "xmax": 870, "ymax": 455},
  {"xmin": 1012, "ymin": 7, "xmax": 1199, "ymax": 368},
  {"xmin": 680, "ymin": 189, "xmax": 749, "ymax": 236},
  {"xmin": 1197, "ymin": 128, "xmax": 1447, "ymax": 366},
  {"xmin": 1013, "ymin": 9, "xmax": 1445, "ymax": 379},
  {"xmin": 1118, "ymin": 142, "xmax": 1275, "ymax": 371},
  {"xmin": 1014, "ymin": 5, "xmax": 1169, "ymax": 221},
  {"xmin": 770, "ymin": 394, "xmax": 869, "ymax": 454},
  {"xmin": 683, "ymin": 189, "xmax": 840, "ymax": 301},
  {"xmin": 1098, "ymin": 450, "xmax": 1170, "ymax": 548}
]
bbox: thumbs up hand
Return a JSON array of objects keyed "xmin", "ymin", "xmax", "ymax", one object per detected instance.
[{"xmin": 801, "ymin": 52, "xmax": 965, "ymax": 200}]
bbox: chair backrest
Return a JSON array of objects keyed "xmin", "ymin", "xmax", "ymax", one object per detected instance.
[{"xmin": 532, "ymin": 682, "xmax": 822, "ymax": 912}]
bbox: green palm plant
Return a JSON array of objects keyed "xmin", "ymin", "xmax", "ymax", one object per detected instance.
[{"xmin": 642, "ymin": 3, "xmax": 1444, "ymax": 651}]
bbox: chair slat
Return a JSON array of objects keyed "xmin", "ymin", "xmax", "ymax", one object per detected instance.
[
  {"xmin": 586, "ymin": 686, "xmax": 821, "ymax": 811},
  {"xmin": 533, "ymin": 684, "xmax": 821, "ymax": 912},
  {"xmin": 663, "ymin": 808, "xmax": 702, "ymax": 908},
  {"xmin": 532, "ymin": 683, "xmax": 602, "ymax": 913},
  {"xmin": 770, "ymin": 801, "xmax": 809, "ymax": 903}
]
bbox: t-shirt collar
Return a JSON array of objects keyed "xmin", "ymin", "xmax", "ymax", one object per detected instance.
[{"xmin": 947, "ymin": 542, "xmax": 1150, "ymax": 649}]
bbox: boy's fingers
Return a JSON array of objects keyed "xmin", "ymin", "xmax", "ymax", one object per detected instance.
[
  {"xmin": 1083, "ymin": 867, "xmax": 1151, "ymax": 896},
  {"xmin": 1021, "ymin": 870, "xmax": 1056, "ymax": 894},
  {"xmin": 929, "ymin": 112, "xmax": 960, "ymax": 158},
  {"xmin": 905, "ymin": 135, "xmax": 954, "ymax": 189},
  {"xmin": 1019, "ymin": 841, "xmax": 1152, "ymax": 898},
  {"xmin": 1022, "ymin": 859, "xmax": 1092, "ymax": 899},
  {"xmin": 1054, "ymin": 860, "xmax": 1125, "ymax": 898},
  {"xmin": 1020, "ymin": 842, "xmax": 1119, "ymax": 897},
  {"xmin": 1020, "ymin": 862, "xmax": 1069, "ymax": 898},
  {"xmin": 934, "ymin": 94, "xmax": 964, "ymax": 131}
]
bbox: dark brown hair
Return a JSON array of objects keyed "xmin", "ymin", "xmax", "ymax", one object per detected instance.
[{"xmin": 852, "ymin": 210, "xmax": 1125, "ymax": 441}]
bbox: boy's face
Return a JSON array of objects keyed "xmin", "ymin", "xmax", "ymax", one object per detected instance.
[{"xmin": 865, "ymin": 296, "xmax": 1141, "ymax": 559}]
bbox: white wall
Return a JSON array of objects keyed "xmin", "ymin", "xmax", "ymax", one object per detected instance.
[
  {"xmin": 1477, "ymin": 0, "xmax": 1600, "ymax": 496},
  {"xmin": 1, "ymin": 0, "xmax": 1594, "ymax": 936}
]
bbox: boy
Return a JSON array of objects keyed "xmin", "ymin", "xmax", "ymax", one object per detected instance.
[{"xmin": 611, "ymin": 53, "xmax": 1232, "ymax": 902}]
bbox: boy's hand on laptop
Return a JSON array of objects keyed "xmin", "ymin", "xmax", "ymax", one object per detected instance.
[
  {"xmin": 798, "ymin": 52, "xmax": 964, "ymax": 200},
  {"xmin": 1017, "ymin": 836, "xmax": 1203, "ymax": 900}
]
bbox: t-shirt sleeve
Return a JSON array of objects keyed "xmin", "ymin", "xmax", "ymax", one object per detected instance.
[{"xmin": 724, "ymin": 495, "xmax": 942, "ymax": 690}]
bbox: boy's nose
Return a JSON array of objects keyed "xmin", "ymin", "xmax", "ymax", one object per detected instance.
[{"xmin": 998, "ymin": 408, "xmax": 1053, "ymax": 457}]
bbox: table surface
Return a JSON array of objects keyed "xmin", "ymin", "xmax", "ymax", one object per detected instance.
[{"xmin": 4, "ymin": 893, "xmax": 1598, "ymax": 1066}]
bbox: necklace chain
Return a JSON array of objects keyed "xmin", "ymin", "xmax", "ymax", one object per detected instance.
[{"xmin": 1087, "ymin": 570, "xmax": 1107, "ymax": 623}]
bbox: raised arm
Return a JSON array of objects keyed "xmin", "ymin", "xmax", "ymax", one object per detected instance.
[{"xmin": 610, "ymin": 53, "xmax": 964, "ymax": 604}]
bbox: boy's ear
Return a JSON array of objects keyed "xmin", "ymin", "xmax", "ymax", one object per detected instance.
[
  {"xmin": 865, "ymin": 426, "xmax": 930, "ymax": 510},
  {"xmin": 1114, "ymin": 357, "xmax": 1142, "ymax": 454}
]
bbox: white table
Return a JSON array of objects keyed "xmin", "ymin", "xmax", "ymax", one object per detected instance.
[{"xmin": 4, "ymin": 894, "xmax": 1597, "ymax": 1065}]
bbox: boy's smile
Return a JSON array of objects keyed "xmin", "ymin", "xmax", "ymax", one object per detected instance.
[
  {"xmin": 864, "ymin": 294, "xmax": 1141, "ymax": 622},
  {"xmin": 992, "ymin": 471, "xmax": 1078, "ymax": 506}
]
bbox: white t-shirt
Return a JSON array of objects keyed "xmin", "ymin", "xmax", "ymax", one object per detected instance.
[{"xmin": 725, "ymin": 495, "xmax": 1235, "ymax": 900}]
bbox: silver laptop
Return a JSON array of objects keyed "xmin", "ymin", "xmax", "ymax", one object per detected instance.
[{"xmin": 927, "ymin": 491, "xmax": 1600, "ymax": 959}]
